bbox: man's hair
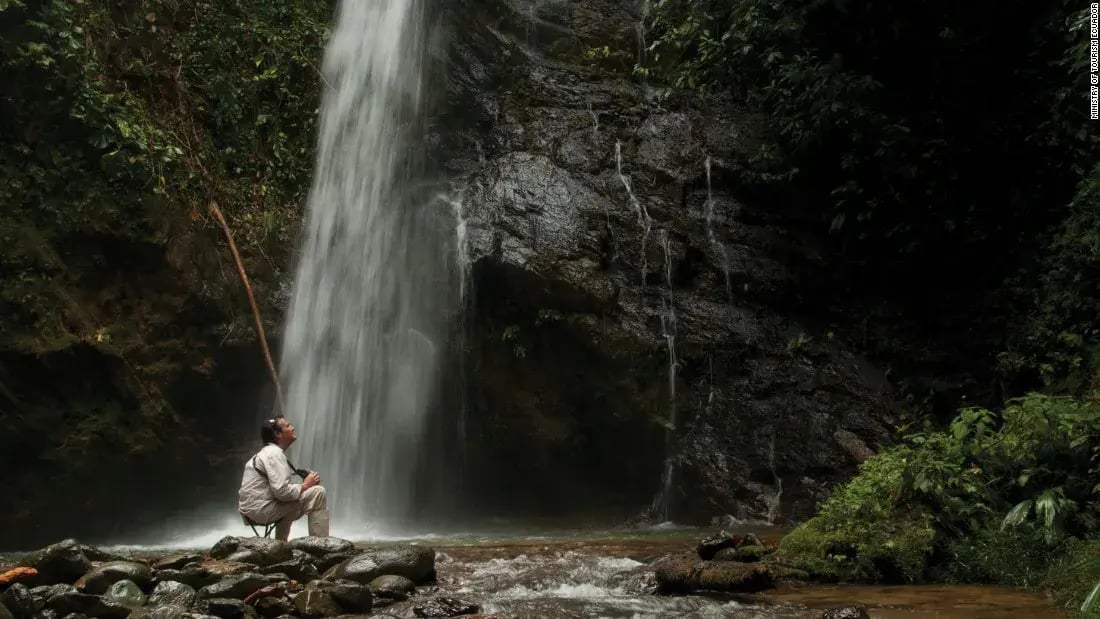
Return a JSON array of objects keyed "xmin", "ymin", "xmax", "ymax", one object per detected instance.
[{"xmin": 260, "ymin": 418, "xmax": 282, "ymax": 445}]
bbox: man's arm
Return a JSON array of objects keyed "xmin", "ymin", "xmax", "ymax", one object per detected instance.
[{"xmin": 257, "ymin": 448, "xmax": 302, "ymax": 502}]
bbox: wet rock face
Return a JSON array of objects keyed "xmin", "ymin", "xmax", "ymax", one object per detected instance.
[{"xmin": 437, "ymin": 0, "xmax": 897, "ymax": 522}]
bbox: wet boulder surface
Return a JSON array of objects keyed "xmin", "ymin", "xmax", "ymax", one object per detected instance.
[
  {"xmin": 0, "ymin": 537, "xmax": 435, "ymax": 619},
  {"xmin": 436, "ymin": 0, "xmax": 898, "ymax": 524}
]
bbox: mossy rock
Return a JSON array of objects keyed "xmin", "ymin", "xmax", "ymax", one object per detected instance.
[
  {"xmin": 777, "ymin": 509, "xmax": 934, "ymax": 583},
  {"xmin": 775, "ymin": 448, "xmax": 935, "ymax": 583},
  {"xmin": 731, "ymin": 545, "xmax": 772, "ymax": 563}
]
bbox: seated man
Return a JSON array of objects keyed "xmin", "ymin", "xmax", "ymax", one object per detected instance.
[{"xmin": 238, "ymin": 417, "xmax": 329, "ymax": 540}]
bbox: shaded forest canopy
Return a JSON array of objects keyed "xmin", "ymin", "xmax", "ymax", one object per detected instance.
[
  {"xmin": 0, "ymin": 0, "xmax": 331, "ymax": 538},
  {"xmin": 646, "ymin": 0, "xmax": 1100, "ymax": 397}
]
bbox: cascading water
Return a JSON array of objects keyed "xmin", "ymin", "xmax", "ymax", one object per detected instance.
[{"xmin": 280, "ymin": 0, "xmax": 462, "ymax": 534}]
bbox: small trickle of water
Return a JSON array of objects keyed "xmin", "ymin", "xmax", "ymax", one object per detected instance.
[
  {"xmin": 586, "ymin": 100, "xmax": 600, "ymax": 137},
  {"xmin": 440, "ymin": 193, "xmax": 471, "ymax": 306},
  {"xmin": 649, "ymin": 231, "xmax": 678, "ymax": 522},
  {"xmin": 635, "ymin": 22, "xmax": 647, "ymax": 69},
  {"xmin": 615, "ymin": 141, "xmax": 652, "ymax": 289},
  {"xmin": 704, "ymin": 157, "xmax": 733, "ymax": 301},
  {"xmin": 765, "ymin": 431, "xmax": 783, "ymax": 524}
]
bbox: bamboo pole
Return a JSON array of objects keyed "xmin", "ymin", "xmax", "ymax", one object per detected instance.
[{"xmin": 208, "ymin": 201, "xmax": 286, "ymax": 415}]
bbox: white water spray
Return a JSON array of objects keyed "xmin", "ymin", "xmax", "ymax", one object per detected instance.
[{"xmin": 280, "ymin": 0, "xmax": 461, "ymax": 534}]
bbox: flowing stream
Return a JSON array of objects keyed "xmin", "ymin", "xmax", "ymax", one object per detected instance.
[
  {"xmin": 279, "ymin": 0, "xmax": 462, "ymax": 535},
  {"xmin": 40, "ymin": 526, "xmax": 1063, "ymax": 619}
]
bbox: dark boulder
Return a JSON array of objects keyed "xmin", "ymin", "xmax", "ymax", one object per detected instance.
[
  {"xmin": 697, "ymin": 532, "xmax": 740, "ymax": 560},
  {"xmin": 210, "ymin": 538, "xmax": 291, "ymax": 567},
  {"xmin": 323, "ymin": 546, "xmax": 434, "ymax": 585},
  {"xmin": 148, "ymin": 580, "xmax": 197, "ymax": 608},
  {"xmin": 287, "ymin": 538, "xmax": 355, "ymax": 558},
  {"xmin": 75, "ymin": 561, "xmax": 153, "ymax": 594},
  {"xmin": 368, "ymin": 575, "xmax": 415, "ymax": 601},
  {"xmin": 29, "ymin": 540, "xmax": 90, "ymax": 586},
  {"xmin": 0, "ymin": 583, "xmax": 36, "ymax": 619}
]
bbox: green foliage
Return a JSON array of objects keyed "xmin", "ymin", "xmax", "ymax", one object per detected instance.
[
  {"xmin": 1043, "ymin": 539, "xmax": 1100, "ymax": 618},
  {"xmin": 779, "ymin": 393, "xmax": 1100, "ymax": 584},
  {"xmin": 0, "ymin": 0, "xmax": 329, "ymax": 356},
  {"xmin": 777, "ymin": 447, "xmax": 936, "ymax": 582},
  {"xmin": 1004, "ymin": 162, "xmax": 1100, "ymax": 391},
  {"xmin": 935, "ymin": 524, "xmax": 1061, "ymax": 587},
  {"xmin": 0, "ymin": 0, "xmax": 331, "ymax": 511}
]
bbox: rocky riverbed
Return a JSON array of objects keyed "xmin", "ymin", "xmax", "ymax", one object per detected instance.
[{"xmin": 0, "ymin": 530, "xmax": 1064, "ymax": 618}]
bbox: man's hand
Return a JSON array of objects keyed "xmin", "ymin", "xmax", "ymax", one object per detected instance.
[{"xmin": 302, "ymin": 471, "xmax": 321, "ymax": 490}]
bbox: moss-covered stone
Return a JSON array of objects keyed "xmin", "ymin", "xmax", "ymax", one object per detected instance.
[{"xmin": 776, "ymin": 448, "xmax": 935, "ymax": 583}]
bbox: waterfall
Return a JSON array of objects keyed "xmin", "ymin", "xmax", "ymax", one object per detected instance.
[{"xmin": 280, "ymin": 0, "xmax": 462, "ymax": 534}]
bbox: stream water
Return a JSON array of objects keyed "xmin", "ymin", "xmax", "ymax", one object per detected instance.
[
  {"xmin": 386, "ymin": 530, "xmax": 1066, "ymax": 619},
  {"xmin": 39, "ymin": 524, "xmax": 1063, "ymax": 619}
]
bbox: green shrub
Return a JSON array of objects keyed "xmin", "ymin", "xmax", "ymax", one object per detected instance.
[
  {"xmin": 934, "ymin": 524, "xmax": 1061, "ymax": 587},
  {"xmin": 1043, "ymin": 538, "xmax": 1100, "ymax": 618},
  {"xmin": 779, "ymin": 393, "xmax": 1100, "ymax": 585},
  {"xmin": 777, "ymin": 447, "xmax": 936, "ymax": 582}
]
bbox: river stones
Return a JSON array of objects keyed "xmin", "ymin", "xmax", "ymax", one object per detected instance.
[
  {"xmin": 79, "ymin": 545, "xmax": 131, "ymax": 563},
  {"xmin": 197, "ymin": 573, "xmax": 271, "ymax": 600},
  {"xmin": 210, "ymin": 537, "xmax": 292, "ymax": 567},
  {"xmin": 369, "ymin": 574, "xmax": 416, "ymax": 600},
  {"xmin": 313, "ymin": 551, "xmax": 356, "ymax": 573},
  {"xmin": 260, "ymin": 556, "xmax": 319, "ymax": 583},
  {"xmin": 413, "ymin": 596, "xmax": 480, "ymax": 617},
  {"xmin": 323, "ymin": 546, "xmax": 435, "ymax": 584},
  {"xmin": 42, "ymin": 588, "xmax": 129, "ymax": 617},
  {"xmin": 293, "ymin": 583, "xmax": 344, "ymax": 617},
  {"xmin": 156, "ymin": 565, "xmax": 219, "ymax": 590},
  {"xmin": 713, "ymin": 545, "xmax": 771, "ymax": 563},
  {"xmin": 287, "ymin": 537, "xmax": 355, "ymax": 558},
  {"xmin": 149, "ymin": 581, "xmax": 197, "ymax": 608},
  {"xmin": 696, "ymin": 532, "xmax": 739, "ymax": 560},
  {"xmin": 29, "ymin": 539, "xmax": 90, "ymax": 585},
  {"xmin": 253, "ymin": 594, "xmax": 294, "ymax": 617},
  {"xmin": 652, "ymin": 552, "xmax": 776, "ymax": 594},
  {"xmin": 203, "ymin": 560, "xmax": 256, "ymax": 579},
  {"xmin": 201, "ymin": 597, "xmax": 247, "ymax": 618},
  {"xmin": 129, "ymin": 608, "xmax": 217, "ymax": 619},
  {"xmin": 154, "ymin": 554, "xmax": 205, "ymax": 571},
  {"xmin": 304, "ymin": 579, "xmax": 372, "ymax": 614},
  {"xmin": 105, "ymin": 579, "xmax": 146, "ymax": 609},
  {"xmin": 821, "ymin": 605, "xmax": 870, "ymax": 619},
  {"xmin": 0, "ymin": 583, "xmax": 35, "ymax": 618},
  {"xmin": 75, "ymin": 560, "xmax": 153, "ymax": 594}
]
